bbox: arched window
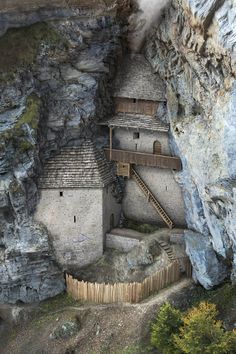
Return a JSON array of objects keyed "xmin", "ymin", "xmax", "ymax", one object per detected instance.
[{"xmin": 153, "ymin": 141, "xmax": 162, "ymax": 155}]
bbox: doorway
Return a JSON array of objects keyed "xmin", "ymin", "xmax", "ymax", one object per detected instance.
[
  {"xmin": 110, "ymin": 213, "xmax": 115, "ymax": 229},
  {"xmin": 153, "ymin": 140, "xmax": 162, "ymax": 155}
]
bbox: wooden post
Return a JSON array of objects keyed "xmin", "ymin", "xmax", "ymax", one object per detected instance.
[{"xmin": 109, "ymin": 126, "xmax": 113, "ymax": 161}]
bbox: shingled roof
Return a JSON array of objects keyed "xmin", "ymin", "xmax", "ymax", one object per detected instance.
[
  {"xmin": 113, "ymin": 55, "xmax": 166, "ymax": 102},
  {"xmin": 39, "ymin": 141, "xmax": 113, "ymax": 189},
  {"xmin": 99, "ymin": 113, "xmax": 169, "ymax": 132}
]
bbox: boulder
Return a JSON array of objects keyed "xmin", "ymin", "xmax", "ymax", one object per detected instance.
[{"xmin": 185, "ymin": 230, "xmax": 229, "ymax": 289}]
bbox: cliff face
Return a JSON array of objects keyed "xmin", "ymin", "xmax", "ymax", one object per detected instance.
[
  {"xmin": 146, "ymin": 0, "xmax": 236, "ymax": 288},
  {"xmin": 1, "ymin": 0, "xmax": 236, "ymax": 303},
  {"xmin": 0, "ymin": 4, "xmax": 121, "ymax": 303}
]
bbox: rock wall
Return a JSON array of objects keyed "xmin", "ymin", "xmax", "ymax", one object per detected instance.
[
  {"xmin": 0, "ymin": 5, "xmax": 121, "ymax": 303},
  {"xmin": 145, "ymin": 0, "xmax": 236, "ymax": 287}
]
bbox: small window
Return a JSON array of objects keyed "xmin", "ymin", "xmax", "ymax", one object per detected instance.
[
  {"xmin": 60, "ymin": 191, "xmax": 63, "ymax": 197},
  {"xmin": 133, "ymin": 98, "xmax": 137, "ymax": 103},
  {"xmin": 74, "ymin": 216, "xmax": 77, "ymax": 223},
  {"xmin": 133, "ymin": 132, "xmax": 140, "ymax": 139}
]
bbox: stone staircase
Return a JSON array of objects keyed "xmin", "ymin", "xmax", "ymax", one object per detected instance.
[{"xmin": 131, "ymin": 167, "xmax": 174, "ymax": 229}]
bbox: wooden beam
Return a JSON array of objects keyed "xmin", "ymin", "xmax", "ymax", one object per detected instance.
[{"xmin": 104, "ymin": 148, "xmax": 182, "ymax": 171}]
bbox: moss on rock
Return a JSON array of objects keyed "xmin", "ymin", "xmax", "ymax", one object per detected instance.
[
  {"xmin": 0, "ymin": 22, "xmax": 66, "ymax": 81},
  {"xmin": 16, "ymin": 94, "xmax": 41, "ymax": 132},
  {"xmin": 2, "ymin": 94, "xmax": 41, "ymax": 152}
]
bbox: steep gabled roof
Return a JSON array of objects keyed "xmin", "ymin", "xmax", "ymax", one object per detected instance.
[
  {"xmin": 113, "ymin": 55, "xmax": 166, "ymax": 102},
  {"xmin": 39, "ymin": 140, "xmax": 113, "ymax": 189},
  {"xmin": 99, "ymin": 113, "xmax": 169, "ymax": 132}
]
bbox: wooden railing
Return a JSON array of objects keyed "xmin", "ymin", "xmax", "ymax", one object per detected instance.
[
  {"xmin": 104, "ymin": 148, "xmax": 182, "ymax": 171},
  {"xmin": 66, "ymin": 259, "xmax": 192, "ymax": 304}
]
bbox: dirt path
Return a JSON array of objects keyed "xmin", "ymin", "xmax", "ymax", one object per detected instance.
[{"xmin": 2, "ymin": 279, "xmax": 192, "ymax": 354}]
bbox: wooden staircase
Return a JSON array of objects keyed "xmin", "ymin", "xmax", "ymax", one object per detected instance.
[
  {"xmin": 158, "ymin": 240, "xmax": 175, "ymax": 261},
  {"xmin": 157, "ymin": 240, "xmax": 185, "ymax": 272},
  {"xmin": 131, "ymin": 167, "xmax": 174, "ymax": 229}
]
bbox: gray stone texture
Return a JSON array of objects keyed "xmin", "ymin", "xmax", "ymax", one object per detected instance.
[
  {"xmin": 114, "ymin": 127, "xmax": 186, "ymax": 226},
  {"xmin": 145, "ymin": 0, "xmax": 236, "ymax": 285},
  {"xmin": 35, "ymin": 185, "xmax": 121, "ymax": 269},
  {"xmin": 185, "ymin": 230, "xmax": 229, "ymax": 289},
  {"xmin": 0, "ymin": 6, "xmax": 121, "ymax": 303},
  {"xmin": 106, "ymin": 232, "xmax": 141, "ymax": 252}
]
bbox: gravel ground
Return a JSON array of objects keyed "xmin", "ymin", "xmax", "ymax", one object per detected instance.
[{"xmin": 1, "ymin": 279, "xmax": 192, "ymax": 354}]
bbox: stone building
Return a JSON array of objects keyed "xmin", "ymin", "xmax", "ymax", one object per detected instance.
[
  {"xmin": 100, "ymin": 55, "xmax": 186, "ymax": 228},
  {"xmin": 35, "ymin": 140, "xmax": 121, "ymax": 269}
]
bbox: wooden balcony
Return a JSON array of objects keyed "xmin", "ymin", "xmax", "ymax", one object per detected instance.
[{"xmin": 104, "ymin": 148, "xmax": 182, "ymax": 171}]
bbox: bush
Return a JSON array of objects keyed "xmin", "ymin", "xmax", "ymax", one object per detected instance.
[
  {"xmin": 151, "ymin": 302, "xmax": 236, "ymax": 354},
  {"xmin": 174, "ymin": 302, "xmax": 236, "ymax": 354},
  {"xmin": 151, "ymin": 303, "xmax": 183, "ymax": 353}
]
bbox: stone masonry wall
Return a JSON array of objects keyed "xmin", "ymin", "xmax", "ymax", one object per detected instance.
[
  {"xmin": 114, "ymin": 127, "xmax": 186, "ymax": 226},
  {"xmin": 35, "ymin": 188, "xmax": 104, "ymax": 269}
]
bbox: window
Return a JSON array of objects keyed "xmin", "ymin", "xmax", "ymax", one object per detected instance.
[
  {"xmin": 133, "ymin": 98, "xmax": 137, "ymax": 103},
  {"xmin": 74, "ymin": 216, "xmax": 77, "ymax": 223},
  {"xmin": 60, "ymin": 191, "xmax": 63, "ymax": 197},
  {"xmin": 133, "ymin": 132, "xmax": 140, "ymax": 139}
]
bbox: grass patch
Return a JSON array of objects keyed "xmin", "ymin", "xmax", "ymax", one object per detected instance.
[
  {"xmin": 0, "ymin": 22, "xmax": 66, "ymax": 81},
  {"xmin": 124, "ymin": 219, "xmax": 159, "ymax": 234},
  {"xmin": 32, "ymin": 293, "xmax": 82, "ymax": 330},
  {"xmin": 183, "ymin": 282, "xmax": 236, "ymax": 313},
  {"xmin": 40, "ymin": 292, "xmax": 81, "ymax": 314}
]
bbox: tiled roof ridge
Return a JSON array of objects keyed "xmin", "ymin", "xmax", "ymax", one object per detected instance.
[
  {"xmin": 99, "ymin": 113, "xmax": 169, "ymax": 132},
  {"xmin": 39, "ymin": 140, "xmax": 114, "ymax": 189},
  {"xmin": 113, "ymin": 54, "xmax": 166, "ymax": 102}
]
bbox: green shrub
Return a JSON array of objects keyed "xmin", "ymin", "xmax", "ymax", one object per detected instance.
[
  {"xmin": 151, "ymin": 302, "xmax": 236, "ymax": 354},
  {"xmin": 174, "ymin": 302, "xmax": 236, "ymax": 354},
  {"xmin": 151, "ymin": 302, "xmax": 183, "ymax": 353},
  {"xmin": 124, "ymin": 219, "xmax": 159, "ymax": 234}
]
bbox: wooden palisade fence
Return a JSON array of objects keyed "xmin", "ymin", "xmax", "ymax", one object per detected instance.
[{"xmin": 66, "ymin": 259, "xmax": 192, "ymax": 304}]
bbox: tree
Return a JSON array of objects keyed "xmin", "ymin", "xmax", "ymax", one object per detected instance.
[
  {"xmin": 151, "ymin": 302, "xmax": 183, "ymax": 354},
  {"xmin": 174, "ymin": 302, "xmax": 236, "ymax": 354}
]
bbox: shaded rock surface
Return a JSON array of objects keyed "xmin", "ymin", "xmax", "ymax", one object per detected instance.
[
  {"xmin": 185, "ymin": 230, "xmax": 228, "ymax": 288},
  {"xmin": 0, "ymin": 6, "xmax": 121, "ymax": 303},
  {"xmin": 146, "ymin": 0, "xmax": 236, "ymax": 286}
]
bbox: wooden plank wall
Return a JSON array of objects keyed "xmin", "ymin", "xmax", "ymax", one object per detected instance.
[
  {"xmin": 115, "ymin": 98, "xmax": 158, "ymax": 116},
  {"xmin": 66, "ymin": 259, "xmax": 192, "ymax": 304},
  {"xmin": 104, "ymin": 148, "xmax": 182, "ymax": 171}
]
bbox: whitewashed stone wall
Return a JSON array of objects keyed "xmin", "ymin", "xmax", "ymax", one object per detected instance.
[
  {"xmin": 114, "ymin": 128, "xmax": 170, "ymax": 155},
  {"xmin": 35, "ymin": 186, "xmax": 121, "ymax": 269},
  {"xmin": 103, "ymin": 184, "xmax": 122, "ymax": 237},
  {"xmin": 114, "ymin": 127, "xmax": 186, "ymax": 226}
]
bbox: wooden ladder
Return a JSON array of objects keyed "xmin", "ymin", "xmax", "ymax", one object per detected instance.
[{"xmin": 131, "ymin": 167, "xmax": 174, "ymax": 229}]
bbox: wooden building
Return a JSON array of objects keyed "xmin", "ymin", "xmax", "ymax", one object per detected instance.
[
  {"xmin": 113, "ymin": 54, "xmax": 166, "ymax": 116},
  {"xmin": 99, "ymin": 55, "xmax": 186, "ymax": 229}
]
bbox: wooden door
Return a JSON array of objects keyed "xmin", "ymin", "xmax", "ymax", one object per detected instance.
[{"xmin": 153, "ymin": 141, "xmax": 162, "ymax": 155}]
